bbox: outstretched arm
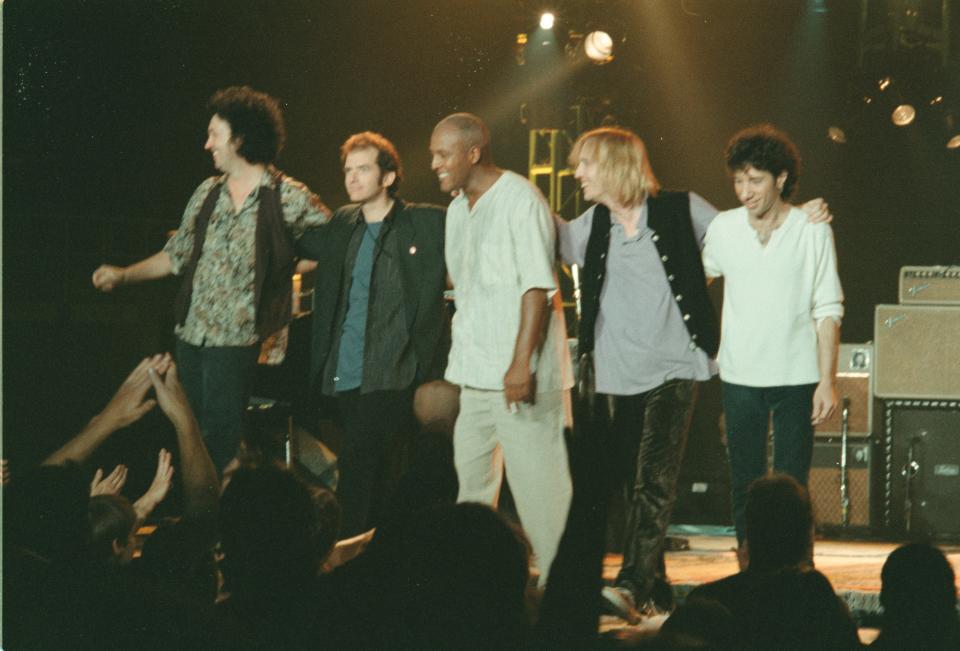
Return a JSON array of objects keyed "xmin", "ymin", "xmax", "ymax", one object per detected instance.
[
  {"xmin": 147, "ymin": 358, "xmax": 219, "ymax": 528},
  {"xmin": 93, "ymin": 251, "xmax": 173, "ymax": 292},
  {"xmin": 44, "ymin": 355, "xmax": 162, "ymax": 465}
]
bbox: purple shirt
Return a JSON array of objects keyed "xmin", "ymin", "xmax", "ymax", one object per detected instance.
[{"xmin": 557, "ymin": 192, "xmax": 719, "ymax": 395}]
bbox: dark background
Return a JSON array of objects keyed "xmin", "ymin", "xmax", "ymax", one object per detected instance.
[{"xmin": 4, "ymin": 1, "xmax": 959, "ymax": 487}]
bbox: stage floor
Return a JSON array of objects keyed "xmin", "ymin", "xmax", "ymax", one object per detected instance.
[{"xmin": 601, "ymin": 531, "xmax": 960, "ymax": 624}]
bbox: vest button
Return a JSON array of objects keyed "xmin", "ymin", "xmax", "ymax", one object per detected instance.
[
  {"xmin": 689, "ymin": 342, "xmax": 698, "ymax": 350},
  {"xmin": 667, "ymin": 274, "xmax": 675, "ymax": 281},
  {"xmin": 661, "ymin": 255, "xmax": 669, "ymax": 262},
  {"xmin": 683, "ymin": 313, "xmax": 691, "ymax": 321},
  {"xmin": 652, "ymin": 234, "xmax": 660, "ymax": 242},
  {"xmin": 675, "ymin": 294, "xmax": 683, "ymax": 301},
  {"xmin": 692, "ymin": 334, "xmax": 698, "ymax": 340}
]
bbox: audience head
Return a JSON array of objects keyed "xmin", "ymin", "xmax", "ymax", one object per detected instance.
[
  {"xmin": 881, "ymin": 542, "xmax": 957, "ymax": 622},
  {"xmin": 744, "ymin": 474, "xmax": 814, "ymax": 572},
  {"xmin": 393, "ymin": 503, "xmax": 530, "ymax": 649},
  {"xmin": 5, "ymin": 463, "xmax": 90, "ymax": 562},
  {"xmin": 87, "ymin": 494, "xmax": 137, "ymax": 565},
  {"xmin": 220, "ymin": 463, "xmax": 332, "ymax": 596},
  {"xmin": 139, "ymin": 519, "xmax": 220, "ymax": 605}
]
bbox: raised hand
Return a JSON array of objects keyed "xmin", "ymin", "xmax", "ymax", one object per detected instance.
[
  {"xmin": 90, "ymin": 464, "xmax": 128, "ymax": 496},
  {"xmin": 133, "ymin": 448, "xmax": 175, "ymax": 521},
  {"xmin": 98, "ymin": 355, "xmax": 163, "ymax": 431},
  {"xmin": 148, "ymin": 359, "xmax": 198, "ymax": 434}
]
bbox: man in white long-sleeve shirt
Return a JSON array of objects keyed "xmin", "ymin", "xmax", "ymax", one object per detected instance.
[{"xmin": 702, "ymin": 124, "xmax": 843, "ymax": 547}]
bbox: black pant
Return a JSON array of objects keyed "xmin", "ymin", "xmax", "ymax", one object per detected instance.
[
  {"xmin": 175, "ymin": 338, "xmax": 259, "ymax": 473},
  {"xmin": 721, "ymin": 381, "xmax": 816, "ymax": 544},
  {"xmin": 335, "ymin": 386, "xmax": 416, "ymax": 537},
  {"xmin": 597, "ymin": 379, "xmax": 698, "ymax": 603}
]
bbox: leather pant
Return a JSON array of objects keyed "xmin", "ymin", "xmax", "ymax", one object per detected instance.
[{"xmin": 595, "ymin": 379, "xmax": 698, "ymax": 602}]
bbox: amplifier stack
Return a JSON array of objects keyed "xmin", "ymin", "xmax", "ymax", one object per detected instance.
[
  {"xmin": 809, "ymin": 266, "xmax": 960, "ymax": 539},
  {"xmin": 874, "ymin": 266, "xmax": 960, "ymax": 539}
]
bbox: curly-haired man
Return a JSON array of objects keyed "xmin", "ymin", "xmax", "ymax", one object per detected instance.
[{"xmin": 93, "ymin": 86, "xmax": 329, "ymax": 472}]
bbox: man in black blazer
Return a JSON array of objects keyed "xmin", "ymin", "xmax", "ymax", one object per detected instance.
[{"xmin": 297, "ymin": 132, "xmax": 446, "ymax": 536}]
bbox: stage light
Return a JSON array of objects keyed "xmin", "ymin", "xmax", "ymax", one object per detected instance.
[
  {"xmin": 948, "ymin": 135, "xmax": 960, "ymax": 149},
  {"xmin": 584, "ymin": 30, "xmax": 614, "ymax": 64},
  {"xmin": 891, "ymin": 103, "xmax": 916, "ymax": 126},
  {"xmin": 540, "ymin": 12, "xmax": 555, "ymax": 30},
  {"xmin": 826, "ymin": 126, "xmax": 847, "ymax": 144},
  {"xmin": 878, "ymin": 76, "xmax": 892, "ymax": 91}
]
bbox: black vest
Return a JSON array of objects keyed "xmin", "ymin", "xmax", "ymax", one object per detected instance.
[
  {"xmin": 173, "ymin": 174, "xmax": 295, "ymax": 341},
  {"xmin": 578, "ymin": 190, "xmax": 719, "ymax": 358}
]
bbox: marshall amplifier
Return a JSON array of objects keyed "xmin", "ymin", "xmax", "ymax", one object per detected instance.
[
  {"xmin": 899, "ymin": 266, "xmax": 960, "ymax": 305},
  {"xmin": 882, "ymin": 400, "xmax": 960, "ymax": 539},
  {"xmin": 874, "ymin": 305, "xmax": 960, "ymax": 400},
  {"xmin": 815, "ymin": 343, "xmax": 873, "ymax": 438}
]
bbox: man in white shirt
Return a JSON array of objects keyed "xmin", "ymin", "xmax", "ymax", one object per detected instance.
[
  {"xmin": 429, "ymin": 113, "xmax": 573, "ymax": 586},
  {"xmin": 702, "ymin": 124, "xmax": 843, "ymax": 546}
]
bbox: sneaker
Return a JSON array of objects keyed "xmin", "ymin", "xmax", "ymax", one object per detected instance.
[{"xmin": 601, "ymin": 586, "xmax": 643, "ymax": 625}]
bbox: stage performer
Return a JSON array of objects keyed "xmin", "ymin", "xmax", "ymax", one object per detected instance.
[
  {"xmin": 560, "ymin": 127, "xmax": 720, "ymax": 622},
  {"xmin": 296, "ymin": 132, "xmax": 447, "ymax": 537},
  {"xmin": 702, "ymin": 124, "xmax": 843, "ymax": 547},
  {"xmin": 92, "ymin": 86, "xmax": 329, "ymax": 473},
  {"xmin": 430, "ymin": 113, "xmax": 572, "ymax": 586},
  {"xmin": 560, "ymin": 126, "xmax": 834, "ymax": 623}
]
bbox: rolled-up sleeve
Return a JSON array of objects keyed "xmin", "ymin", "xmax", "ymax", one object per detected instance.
[
  {"xmin": 163, "ymin": 177, "xmax": 217, "ymax": 276},
  {"xmin": 811, "ymin": 224, "xmax": 844, "ymax": 322}
]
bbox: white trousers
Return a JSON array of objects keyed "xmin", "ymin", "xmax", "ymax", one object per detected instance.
[{"xmin": 453, "ymin": 387, "xmax": 573, "ymax": 586}]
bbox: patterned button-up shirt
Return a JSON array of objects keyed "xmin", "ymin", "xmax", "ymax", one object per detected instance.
[{"xmin": 164, "ymin": 170, "xmax": 329, "ymax": 347}]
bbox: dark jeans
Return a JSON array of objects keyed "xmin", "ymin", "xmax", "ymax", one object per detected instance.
[
  {"xmin": 722, "ymin": 381, "xmax": 817, "ymax": 544},
  {"xmin": 336, "ymin": 386, "xmax": 416, "ymax": 537},
  {"xmin": 597, "ymin": 379, "xmax": 699, "ymax": 603},
  {"xmin": 175, "ymin": 338, "xmax": 259, "ymax": 473}
]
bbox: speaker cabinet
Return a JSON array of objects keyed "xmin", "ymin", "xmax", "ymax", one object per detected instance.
[
  {"xmin": 809, "ymin": 437, "xmax": 874, "ymax": 528},
  {"xmin": 882, "ymin": 400, "xmax": 960, "ymax": 539},
  {"xmin": 815, "ymin": 343, "xmax": 873, "ymax": 438},
  {"xmin": 874, "ymin": 305, "xmax": 960, "ymax": 400}
]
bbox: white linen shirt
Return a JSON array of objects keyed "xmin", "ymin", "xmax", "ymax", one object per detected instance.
[
  {"xmin": 444, "ymin": 171, "xmax": 573, "ymax": 392},
  {"xmin": 702, "ymin": 206, "xmax": 844, "ymax": 387}
]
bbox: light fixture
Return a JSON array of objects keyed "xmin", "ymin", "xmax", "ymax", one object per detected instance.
[
  {"xmin": 891, "ymin": 103, "xmax": 916, "ymax": 126},
  {"xmin": 539, "ymin": 12, "xmax": 555, "ymax": 30},
  {"xmin": 826, "ymin": 126, "xmax": 847, "ymax": 144},
  {"xmin": 584, "ymin": 30, "xmax": 614, "ymax": 64}
]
